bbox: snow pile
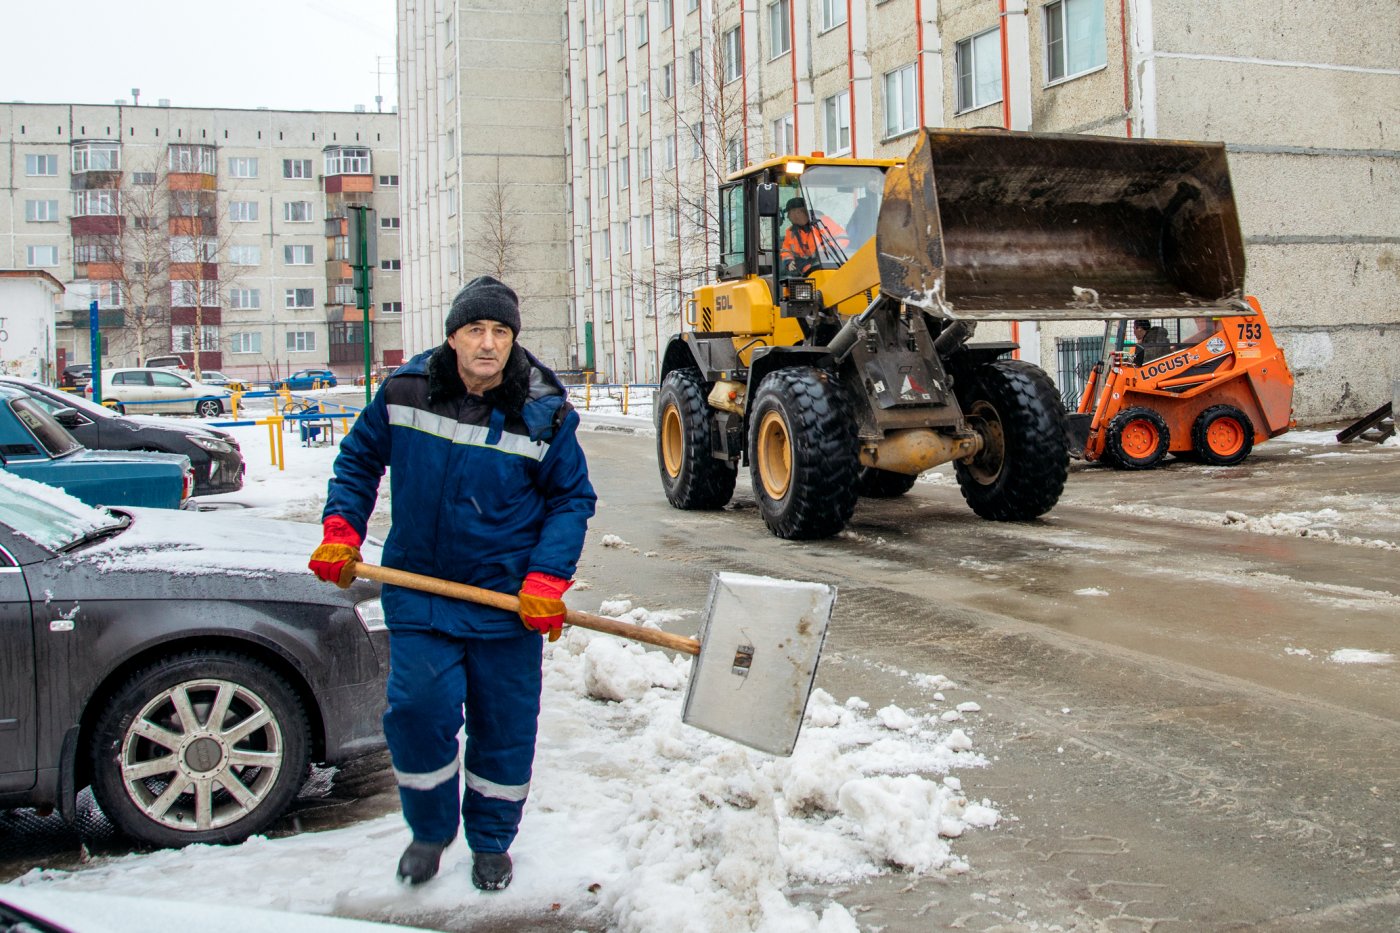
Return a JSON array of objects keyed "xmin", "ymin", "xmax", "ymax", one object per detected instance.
[
  {"xmin": 1328, "ymin": 649, "xmax": 1395, "ymax": 665},
  {"xmin": 12, "ymin": 603, "xmax": 998, "ymax": 933},
  {"xmin": 0, "ymin": 470, "xmax": 114, "ymax": 549},
  {"xmin": 1111, "ymin": 503, "xmax": 1399, "ymax": 551}
]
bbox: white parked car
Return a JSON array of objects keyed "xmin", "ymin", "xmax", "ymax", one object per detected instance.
[{"xmin": 93, "ymin": 367, "xmax": 233, "ymax": 417}]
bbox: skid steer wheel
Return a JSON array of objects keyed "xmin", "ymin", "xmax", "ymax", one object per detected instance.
[
  {"xmin": 656, "ymin": 368, "xmax": 737, "ymax": 509},
  {"xmin": 1191, "ymin": 404, "xmax": 1254, "ymax": 466},
  {"xmin": 954, "ymin": 360, "xmax": 1069, "ymax": 521},
  {"xmin": 748, "ymin": 367, "xmax": 860, "ymax": 539},
  {"xmin": 1104, "ymin": 407, "xmax": 1171, "ymax": 470},
  {"xmin": 90, "ymin": 651, "xmax": 311, "ymax": 849},
  {"xmin": 857, "ymin": 467, "xmax": 919, "ymax": 498}
]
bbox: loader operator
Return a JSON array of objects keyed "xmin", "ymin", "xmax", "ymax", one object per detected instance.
[
  {"xmin": 308, "ymin": 275, "xmax": 596, "ymax": 892},
  {"xmin": 781, "ymin": 196, "xmax": 850, "ymax": 276}
]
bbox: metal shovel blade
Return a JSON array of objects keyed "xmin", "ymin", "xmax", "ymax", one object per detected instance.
[{"xmin": 681, "ymin": 571, "xmax": 837, "ymax": 756}]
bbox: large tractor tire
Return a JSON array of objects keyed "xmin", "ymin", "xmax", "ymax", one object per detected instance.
[
  {"xmin": 748, "ymin": 367, "xmax": 860, "ymax": 539},
  {"xmin": 954, "ymin": 360, "xmax": 1068, "ymax": 521},
  {"xmin": 1104, "ymin": 406, "xmax": 1171, "ymax": 470},
  {"xmin": 656, "ymin": 368, "xmax": 737, "ymax": 509},
  {"xmin": 1191, "ymin": 404, "xmax": 1254, "ymax": 466},
  {"xmin": 857, "ymin": 467, "xmax": 919, "ymax": 498}
]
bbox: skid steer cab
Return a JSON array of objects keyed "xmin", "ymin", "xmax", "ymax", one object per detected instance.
[
  {"xmin": 656, "ymin": 129, "xmax": 1256, "ymax": 540},
  {"xmin": 1069, "ymin": 298, "xmax": 1295, "ymax": 469}
]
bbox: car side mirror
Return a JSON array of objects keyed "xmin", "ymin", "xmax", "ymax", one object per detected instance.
[
  {"xmin": 54, "ymin": 408, "xmax": 86, "ymax": 428},
  {"xmin": 756, "ymin": 183, "xmax": 780, "ymax": 218}
]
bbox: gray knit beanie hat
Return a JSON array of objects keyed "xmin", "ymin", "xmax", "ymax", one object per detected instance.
[{"xmin": 445, "ymin": 275, "xmax": 521, "ymax": 336}]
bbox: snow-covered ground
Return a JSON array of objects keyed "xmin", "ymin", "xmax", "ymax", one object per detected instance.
[{"xmin": 6, "ymin": 403, "xmax": 1003, "ymax": 932}]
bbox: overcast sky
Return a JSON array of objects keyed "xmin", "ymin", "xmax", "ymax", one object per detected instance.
[{"xmin": 1, "ymin": 0, "xmax": 397, "ymax": 113}]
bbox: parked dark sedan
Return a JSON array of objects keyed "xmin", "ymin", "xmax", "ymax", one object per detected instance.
[
  {"xmin": 0, "ymin": 377, "xmax": 245, "ymax": 495},
  {"xmin": 0, "ymin": 472, "xmax": 388, "ymax": 848}
]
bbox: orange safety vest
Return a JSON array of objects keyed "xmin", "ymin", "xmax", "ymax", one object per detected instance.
[{"xmin": 781, "ymin": 217, "xmax": 849, "ymax": 270}]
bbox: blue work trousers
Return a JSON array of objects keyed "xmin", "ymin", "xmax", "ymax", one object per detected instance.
[{"xmin": 383, "ymin": 628, "xmax": 544, "ymax": 853}]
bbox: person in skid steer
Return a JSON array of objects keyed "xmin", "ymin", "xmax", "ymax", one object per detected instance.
[
  {"xmin": 780, "ymin": 196, "xmax": 850, "ymax": 276},
  {"xmin": 308, "ymin": 275, "xmax": 596, "ymax": 891}
]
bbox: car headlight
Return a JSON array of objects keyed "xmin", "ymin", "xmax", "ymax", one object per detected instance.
[
  {"xmin": 355, "ymin": 597, "xmax": 386, "ymax": 632},
  {"xmin": 189, "ymin": 435, "xmax": 234, "ymax": 453}
]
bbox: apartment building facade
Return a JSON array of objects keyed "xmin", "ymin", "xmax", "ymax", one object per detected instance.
[{"xmin": 0, "ymin": 102, "xmax": 405, "ymax": 383}]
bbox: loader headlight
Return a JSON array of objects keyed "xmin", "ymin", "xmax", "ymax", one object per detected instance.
[
  {"xmin": 785, "ymin": 279, "xmax": 815, "ymax": 302},
  {"xmin": 784, "ymin": 160, "xmax": 806, "ymax": 176},
  {"xmin": 355, "ymin": 597, "xmax": 387, "ymax": 633}
]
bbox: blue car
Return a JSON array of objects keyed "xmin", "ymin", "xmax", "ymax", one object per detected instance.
[
  {"xmin": 0, "ymin": 385, "xmax": 192, "ymax": 509},
  {"xmin": 272, "ymin": 369, "xmax": 338, "ymax": 391}
]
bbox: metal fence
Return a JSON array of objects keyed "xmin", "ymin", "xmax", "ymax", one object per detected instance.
[{"xmin": 1054, "ymin": 335, "xmax": 1104, "ymax": 410}]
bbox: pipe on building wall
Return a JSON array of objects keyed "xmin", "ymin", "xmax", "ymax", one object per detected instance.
[
  {"xmin": 1127, "ymin": 0, "xmax": 1157, "ymax": 137},
  {"xmin": 1120, "ymin": 0, "xmax": 1133, "ymax": 136},
  {"xmin": 846, "ymin": 0, "xmax": 856, "ymax": 156},
  {"xmin": 789, "ymin": 0, "xmax": 799, "ymax": 150}
]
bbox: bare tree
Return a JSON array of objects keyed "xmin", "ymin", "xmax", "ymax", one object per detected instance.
[{"xmin": 467, "ymin": 159, "xmax": 523, "ymax": 279}]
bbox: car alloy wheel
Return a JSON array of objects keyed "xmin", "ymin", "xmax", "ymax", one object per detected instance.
[{"xmin": 91, "ymin": 652, "xmax": 310, "ymax": 847}]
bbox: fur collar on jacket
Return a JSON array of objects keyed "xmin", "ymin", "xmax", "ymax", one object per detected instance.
[{"xmin": 426, "ymin": 341, "xmax": 531, "ymax": 414}]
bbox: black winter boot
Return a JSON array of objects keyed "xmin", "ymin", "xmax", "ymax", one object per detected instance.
[
  {"xmin": 396, "ymin": 839, "xmax": 452, "ymax": 885},
  {"xmin": 471, "ymin": 851, "xmax": 513, "ymax": 891}
]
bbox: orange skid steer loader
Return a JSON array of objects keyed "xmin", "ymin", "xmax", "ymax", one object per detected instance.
[{"xmin": 1067, "ymin": 297, "xmax": 1295, "ymax": 468}]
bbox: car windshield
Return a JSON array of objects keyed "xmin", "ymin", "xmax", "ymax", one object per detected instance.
[
  {"xmin": 0, "ymin": 470, "xmax": 124, "ymax": 550},
  {"xmin": 8, "ymin": 397, "xmax": 84, "ymax": 456},
  {"xmin": 778, "ymin": 164, "xmax": 886, "ymax": 273}
]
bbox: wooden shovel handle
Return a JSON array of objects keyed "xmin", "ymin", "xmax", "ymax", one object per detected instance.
[{"xmin": 350, "ymin": 561, "xmax": 701, "ymax": 656}]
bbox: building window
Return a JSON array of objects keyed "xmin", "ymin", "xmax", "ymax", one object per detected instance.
[
  {"xmin": 131, "ymin": 172, "xmax": 157, "ymax": 185},
  {"xmin": 378, "ymin": 174, "xmax": 399, "ymax": 186},
  {"xmin": 820, "ymin": 0, "xmax": 845, "ymax": 31},
  {"xmin": 170, "ymin": 280, "xmax": 218, "ymax": 306},
  {"xmin": 722, "ymin": 27, "xmax": 741, "ymax": 83},
  {"xmin": 619, "ymin": 155, "xmax": 630, "ymax": 190},
  {"xmin": 446, "ymin": 186, "xmax": 457, "ymax": 217},
  {"xmin": 443, "ymin": 130, "xmax": 456, "ymax": 159},
  {"xmin": 686, "ymin": 0, "xmax": 697, "ymax": 11},
  {"xmin": 284, "ymin": 289, "xmax": 316, "ymax": 309},
  {"xmin": 687, "ymin": 48, "xmax": 701, "ymax": 86},
  {"xmin": 71, "ymin": 143, "xmax": 120, "ymax": 173},
  {"xmin": 230, "ymin": 288, "xmax": 261, "ymax": 309},
  {"xmin": 381, "ymin": 301, "xmax": 403, "ymax": 314},
  {"xmin": 284, "ymin": 201, "xmax": 314, "ymax": 222},
  {"xmin": 823, "ymin": 91, "xmax": 851, "ymax": 155},
  {"xmin": 620, "ymin": 220, "xmax": 631, "ymax": 254},
  {"xmin": 639, "ymin": 145, "xmax": 651, "ymax": 179},
  {"xmin": 691, "ymin": 122, "xmax": 704, "ymax": 159},
  {"xmin": 663, "ymin": 134, "xmax": 677, "ymax": 169},
  {"xmin": 380, "ymin": 258, "xmax": 401, "ymax": 271},
  {"xmin": 727, "ymin": 136, "xmax": 743, "ymax": 172},
  {"xmin": 90, "ymin": 281, "xmax": 123, "ymax": 309},
  {"xmin": 661, "ymin": 0, "xmax": 672, "ymax": 30},
  {"xmin": 381, "ymin": 216, "xmax": 400, "ymax": 228},
  {"xmin": 639, "ymin": 79, "xmax": 650, "ymax": 114},
  {"xmin": 284, "ymin": 244, "xmax": 315, "ymax": 265},
  {"xmin": 884, "ymin": 64, "xmax": 918, "ymax": 138},
  {"xmin": 636, "ymin": 11, "xmax": 649, "ymax": 46},
  {"xmin": 228, "ymin": 157, "xmax": 259, "ymax": 178},
  {"xmin": 286, "ymin": 330, "xmax": 317, "ymax": 351},
  {"xmin": 229, "ymin": 245, "xmax": 261, "ymax": 265},
  {"xmin": 600, "ymin": 229, "xmax": 611, "ymax": 260},
  {"xmin": 1045, "ymin": 0, "xmax": 1107, "ymax": 82},
  {"xmin": 72, "ymin": 189, "xmax": 119, "ymax": 216},
  {"xmin": 171, "ymin": 236, "xmax": 218, "ymax": 262},
  {"xmin": 641, "ymin": 213, "xmax": 653, "ymax": 248},
  {"xmin": 768, "ymin": 0, "xmax": 791, "ymax": 58},
  {"xmin": 331, "ymin": 283, "xmax": 356, "ymax": 304},
  {"xmin": 661, "ymin": 63, "xmax": 674, "ymax": 99},
  {"xmin": 169, "ymin": 145, "xmax": 215, "ymax": 174},
  {"xmin": 172, "ymin": 325, "xmax": 219, "ymax": 353},
  {"xmin": 231, "ymin": 200, "xmax": 259, "ymax": 222},
  {"xmin": 283, "ymin": 158, "xmax": 314, "ymax": 179},
  {"xmin": 26, "ymin": 245, "xmax": 59, "ymax": 268},
  {"xmin": 231, "ymin": 332, "xmax": 262, "ymax": 353},
  {"xmin": 25, "ymin": 154, "xmax": 58, "ymax": 176},
  {"xmin": 25, "ymin": 199, "xmax": 60, "ymax": 222},
  {"xmin": 325, "ymin": 147, "xmax": 372, "ymax": 175},
  {"xmin": 665, "ymin": 209, "xmax": 679, "ymax": 240},
  {"xmin": 444, "ymin": 11, "xmax": 453, "ymax": 43},
  {"xmin": 956, "ymin": 28, "xmax": 1003, "ymax": 112},
  {"xmin": 772, "ymin": 114, "xmax": 794, "ymax": 155}
]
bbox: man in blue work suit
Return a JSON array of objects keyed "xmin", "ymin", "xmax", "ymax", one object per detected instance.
[{"xmin": 308, "ymin": 275, "xmax": 596, "ymax": 891}]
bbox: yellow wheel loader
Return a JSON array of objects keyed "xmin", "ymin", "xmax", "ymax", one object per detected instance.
[{"xmin": 656, "ymin": 128, "xmax": 1248, "ymax": 539}]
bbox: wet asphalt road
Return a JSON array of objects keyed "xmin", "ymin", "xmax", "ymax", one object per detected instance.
[
  {"xmin": 569, "ymin": 425, "xmax": 1400, "ymax": 931},
  {"xmin": 4, "ymin": 425, "xmax": 1396, "ymax": 932}
]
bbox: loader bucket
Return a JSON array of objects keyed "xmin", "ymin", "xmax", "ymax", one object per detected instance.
[{"xmin": 877, "ymin": 128, "xmax": 1246, "ymax": 320}]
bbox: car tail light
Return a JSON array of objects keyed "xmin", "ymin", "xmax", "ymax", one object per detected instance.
[{"xmin": 182, "ymin": 467, "xmax": 194, "ymax": 502}]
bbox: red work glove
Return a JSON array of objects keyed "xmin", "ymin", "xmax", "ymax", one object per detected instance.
[
  {"xmin": 308, "ymin": 515, "xmax": 363, "ymax": 588},
  {"xmin": 518, "ymin": 572, "xmax": 571, "ymax": 642}
]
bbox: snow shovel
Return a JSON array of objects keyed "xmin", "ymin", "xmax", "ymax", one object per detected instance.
[{"xmin": 349, "ymin": 561, "xmax": 836, "ymax": 756}]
